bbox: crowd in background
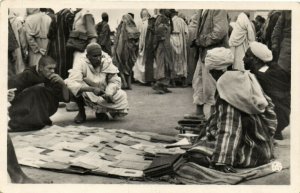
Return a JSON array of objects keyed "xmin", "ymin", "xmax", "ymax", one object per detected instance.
[
  {"xmin": 7, "ymin": 8, "xmax": 291, "ymax": 181},
  {"xmin": 8, "ymin": 8, "xmax": 291, "ymax": 139},
  {"xmin": 8, "ymin": 8, "xmax": 290, "ymax": 90},
  {"xmin": 8, "ymin": 9, "xmax": 290, "ymax": 83}
]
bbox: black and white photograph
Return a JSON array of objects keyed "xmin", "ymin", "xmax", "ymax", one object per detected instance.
[{"xmin": 1, "ymin": 1, "xmax": 300, "ymax": 193}]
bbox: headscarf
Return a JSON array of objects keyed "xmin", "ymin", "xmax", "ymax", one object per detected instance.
[
  {"xmin": 140, "ymin": 8, "xmax": 150, "ymax": 21},
  {"xmin": 205, "ymin": 47, "xmax": 234, "ymax": 71},
  {"xmin": 178, "ymin": 13, "xmax": 186, "ymax": 20},
  {"xmin": 102, "ymin": 12, "xmax": 109, "ymax": 22},
  {"xmin": 217, "ymin": 70, "xmax": 268, "ymax": 114},
  {"xmin": 121, "ymin": 14, "xmax": 140, "ymax": 39},
  {"xmin": 249, "ymin": 41, "xmax": 273, "ymax": 62},
  {"xmin": 128, "ymin": 13, "xmax": 134, "ymax": 19}
]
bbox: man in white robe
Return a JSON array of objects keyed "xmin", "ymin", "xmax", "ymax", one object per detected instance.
[
  {"xmin": 65, "ymin": 43, "xmax": 129, "ymax": 123},
  {"xmin": 170, "ymin": 10, "xmax": 189, "ymax": 86}
]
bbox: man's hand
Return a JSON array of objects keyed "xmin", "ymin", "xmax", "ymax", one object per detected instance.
[
  {"xmin": 103, "ymin": 93, "xmax": 114, "ymax": 103},
  {"xmin": 49, "ymin": 73, "xmax": 65, "ymax": 85},
  {"xmin": 39, "ymin": 48, "xmax": 47, "ymax": 56},
  {"xmin": 8, "ymin": 88, "xmax": 17, "ymax": 102},
  {"xmin": 22, "ymin": 50, "xmax": 29, "ymax": 62},
  {"xmin": 93, "ymin": 87, "xmax": 105, "ymax": 96}
]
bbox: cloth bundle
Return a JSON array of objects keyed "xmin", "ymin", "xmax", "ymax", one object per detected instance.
[{"xmin": 217, "ymin": 70, "xmax": 268, "ymax": 114}]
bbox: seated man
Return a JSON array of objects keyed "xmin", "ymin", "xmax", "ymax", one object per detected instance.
[
  {"xmin": 244, "ymin": 41, "xmax": 290, "ymax": 140},
  {"xmin": 8, "ymin": 56, "xmax": 70, "ymax": 132},
  {"xmin": 65, "ymin": 43, "xmax": 129, "ymax": 123},
  {"xmin": 192, "ymin": 47, "xmax": 277, "ymax": 172}
]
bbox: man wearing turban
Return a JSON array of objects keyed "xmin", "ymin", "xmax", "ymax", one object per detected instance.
[
  {"xmin": 192, "ymin": 47, "xmax": 277, "ymax": 172},
  {"xmin": 244, "ymin": 41, "xmax": 290, "ymax": 140},
  {"xmin": 65, "ymin": 43, "xmax": 129, "ymax": 123}
]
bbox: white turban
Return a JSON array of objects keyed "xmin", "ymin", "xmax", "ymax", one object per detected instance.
[
  {"xmin": 249, "ymin": 41, "xmax": 273, "ymax": 62},
  {"xmin": 205, "ymin": 47, "xmax": 234, "ymax": 71}
]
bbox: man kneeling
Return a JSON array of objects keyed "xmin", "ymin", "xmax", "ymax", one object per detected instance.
[
  {"xmin": 65, "ymin": 43, "xmax": 129, "ymax": 123},
  {"xmin": 193, "ymin": 47, "xmax": 277, "ymax": 172},
  {"xmin": 8, "ymin": 56, "xmax": 70, "ymax": 132}
]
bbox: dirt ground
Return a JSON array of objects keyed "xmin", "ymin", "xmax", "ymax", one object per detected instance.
[{"xmin": 10, "ymin": 84, "xmax": 290, "ymax": 184}]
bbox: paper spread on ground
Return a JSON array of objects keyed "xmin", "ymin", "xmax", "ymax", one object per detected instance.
[
  {"xmin": 165, "ymin": 138, "xmax": 191, "ymax": 148},
  {"xmin": 11, "ymin": 125, "xmax": 185, "ymax": 179}
]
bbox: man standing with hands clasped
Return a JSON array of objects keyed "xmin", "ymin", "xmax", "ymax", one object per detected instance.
[
  {"xmin": 65, "ymin": 43, "xmax": 129, "ymax": 124},
  {"xmin": 187, "ymin": 9, "xmax": 229, "ymax": 119}
]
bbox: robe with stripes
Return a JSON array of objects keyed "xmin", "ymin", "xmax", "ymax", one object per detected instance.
[{"xmin": 203, "ymin": 94, "xmax": 277, "ymax": 168}]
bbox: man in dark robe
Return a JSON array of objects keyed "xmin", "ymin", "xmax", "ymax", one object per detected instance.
[
  {"xmin": 8, "ymin": 56, "xmax": 70, "ymax": 132},
  {"xmin": 8, "ymin": 20, "xmax": 19, "ymax": 78},
  {"xmin": 244, "ymin": 42, "xmax": 290, "ymax": 140},
  {"xmin": 152, "ymin": 9, "xmax": 173, "ymax": 94},
  {"xmin": 53, "ymin": 9, "xmax": 76, "ymax": 79},
  {"xmin": 263, "ymin": 10, "xmax": 281, "ymax": 50},
  {"xmin": 96, "ymin": 12, "xmax": 112, "ymax": 56},
  {"xmin": 254, "ymin": 15, "xmax": 265, "ymax": 43},
  {"xmin": 271, "ymin": 10, "xmax": 291, "ymax": 73},
  {"xmin": 144, "ymin": 16, "xmax": 157, "ymax": 84}
]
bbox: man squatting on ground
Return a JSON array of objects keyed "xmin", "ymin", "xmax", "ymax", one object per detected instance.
[
  {"xmin": 65, "ymin": 42, "xmax": 129, "ymax": 124},
  {"xmin": 8, "ymin": 56, "xmax": 70, "ymax": 132},
  {"xmin": 7, "ymin": 55, "xmax": 70, "ymax": 182}
]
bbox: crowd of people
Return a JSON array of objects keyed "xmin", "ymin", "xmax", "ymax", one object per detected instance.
[{"xmin": 7, "ymin": 8, "xmax": 291, "ymax": 182}]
